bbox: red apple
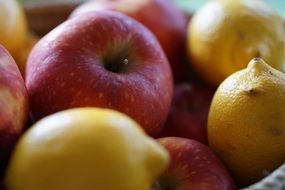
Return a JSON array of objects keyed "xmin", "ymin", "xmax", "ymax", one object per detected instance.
[
  {"xmin": 0, "ymin": 45, "xmax": 29, "ymax": 178},
  {"xmin": 155, "ymin": 137, "xmax": 236, "ymax": 190},
  {"xmin": 25, "ymin": 11, "xmax": 173, "ymax": 137},
  {"xmin": 158, "ymin": 81, "xmax": 215, "ymax": 144},
  {"xmin": 70, "ymin": 0, "xmax": 188, "ymax": 82}
]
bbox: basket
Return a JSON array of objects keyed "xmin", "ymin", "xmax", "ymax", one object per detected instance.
[{"xmin": 23, "ymin": 2, "xmax": 285, "ymax": 190}]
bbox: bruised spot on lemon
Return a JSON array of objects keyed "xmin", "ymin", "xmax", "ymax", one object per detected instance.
[
  {"xmin": 208, "ymin": 58, "xmax": 285, "ymax": 187},
  {"xmin": 4, "ymin": 108, "xmax": 169, "ymax": 190},
  {"xmin": 187, "ymin": 0, "xmax": 285, "ymax": 86}
]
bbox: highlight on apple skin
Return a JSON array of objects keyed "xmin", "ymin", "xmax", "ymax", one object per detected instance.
[{"xmin": 0, "ymin": 45, "xmax": 29, "ymax": 178}]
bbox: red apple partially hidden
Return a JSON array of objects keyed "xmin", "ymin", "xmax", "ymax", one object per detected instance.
[
  {"xmin": 158, "ymin": 81, "xmax": 215, "ymax": 144},
  {"xmin": 0, "ymin": 45, "xmax": 29, "ymax": 178},
  {"xmin": 70, "ymin": 0, "xmax": 188, "ymax": 82},
  {"xmin": 26, "ymin": 11, "xmax": 173, "ymax": 137},
  {"xmin": 155, "ymin": 137, "xmax": 236, "ymax": 190}
]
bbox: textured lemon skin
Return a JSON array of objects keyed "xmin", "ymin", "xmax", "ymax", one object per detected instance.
[
  {"xmin": 208, "ymin": 58, "xmax": 285, "ymax": 187},
  {"xmin": 5, "ymin": 108, "xmax": 169, "ymax": 190},
  {"xmin": 187, "ymin": 0, "xmax": 285, "ymax": 86},
  {"xmin": 0, "ymin": 0, "xmax": 27, "ymax": 55}
]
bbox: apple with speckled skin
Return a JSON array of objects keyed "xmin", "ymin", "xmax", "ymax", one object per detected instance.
[
  {"xmin": 154, "ymin": 137, "xmax": 236, "ymax": 190},
  {"xmin": 159, "ymin": 81, "xmax": 215, "ymax": 144},
  {"xmin": 25, "ymin": 11, "xmax": 173, "ymax": 137},
  {"xmin": 70, "ymin": 0, "xmax": 188, "ymax": 82},
  {"xmin": 0, "ymin": 45, "xmax": 29, "ymax": 179}
]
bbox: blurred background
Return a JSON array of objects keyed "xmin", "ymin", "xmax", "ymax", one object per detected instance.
[{"xmin": 19, "ymin": 0, "xmax": 285, "ymax": 18}]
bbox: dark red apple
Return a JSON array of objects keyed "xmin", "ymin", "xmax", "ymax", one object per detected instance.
[
  {"xmin": 0, "ymin": 45, "xmax": 29, "ymax": 179},
  {"xmin": 25, "ymin": 11, "xmax": 173, "ymax": 137},
  {"xmin": 158, "ymin": 81, "xmax": 215, "ymax": 144},
  {"xmin": 70, "ymin": 0, "xmax": 188, "ymax": 82},
  {"xmin": 155, "ymin": 137, "xmax": 237, "ymax": 190}
]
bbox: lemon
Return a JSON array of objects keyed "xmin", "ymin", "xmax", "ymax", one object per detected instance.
[
  {"xmin": 13, "ymin": 32, "xmax": 38, "ymax": 77},
  {"xmin": 187, "ymin": 0, "xmax": 285, "ymax": 86},
  {"xmin": 0, "ymin": 0, "xmax": 28, "ymax": 55},
  {"xmin": 208, "ymin": 58, "xmax": 285, "ymax": 186},
  {"xmin": 4, "ymin": 108, "xmax": 169, "ymax": 190}
]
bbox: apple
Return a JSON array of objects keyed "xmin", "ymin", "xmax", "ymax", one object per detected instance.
[
  {"xmin": 155, "ymin": 137, "xmax": 236, "ymax": 190},
  {"xmin": 158, "ymin": 81, "xmax": 215, "ymax": 144},
  {"xmin": 70, "ymin": 0, "xmax": 188, "ymax": 82},
  {"xmin": 25, "ymin": 11, "xmax": 173, "ymax": 137},
  {"xmin": 0, "ymin": 45, "xmax": 29, "ymax": 179}
]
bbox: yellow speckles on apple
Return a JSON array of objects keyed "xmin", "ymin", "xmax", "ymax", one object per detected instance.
[
  {"xmin": 177, "ymin": 152, "xmax": 183, "ymax": 159},
  {"xmin": 0, "ymin": 55, "xmax": 13, "ymax": 67},
  {"xmin": 88, "ymin": 41, "xmax": 94, "ymax": 47},
  {"xmin": 81, "ymin": 28, "xmax": 87, "ymax": 34},
  {"xmin": 76, "ymin": 91, "xmax": 82, "ymax": 97},
  {"xmin": 98, "ymin": 92, "xmax": 104, "ymax": 98},
  {"xmin": 124, "ymin": 92, "xmax": 128, "ymax": 99},
  {"xmin": 190, "ymin": 170, "xmax": 197, "ymax": 175},
  {"xmin": 70, "ymin": 72, "xmax": 75, "ymax": 77},
  {"xmin": 180, "ymin": 164, "xmax": 188, "ymax": 171},
  {"xmin": 194, "ymin": 148, "xmax": 201, "ymax": 154},
  {"xmin": 194, "ymin": 156, "xmax": 200, "ymax": 161},
  {"xmin": 60, "ymin": 82, "xmax": 65, "ymax": 88},
  {"xmin": 46, "ymin": 96, "xmax": 52, "ymax": 101},
  {"xmin": 77, "ymin": 78, "xmax": 82, "ymax": 83},
  {"xmin": 14, "ymin": 80, "xmax": 21, "ymax": 88},
  {"xmin": 98, "ymin": 22, "xmax": 108, "ymax": 33},
  {"xmin": 70, "ymin": 87, "xmax": 75, "ymax": 93},
  {"xmin": 206, "ymin": 160, "xmax": 212, "ymax": 165},
  {"xmin": 198, "ymin": 163, "xmax": 205, "ymax": 168},
  {"xmin": 83, "ymin": 97, "xmax": 89, "ymax": 103},
  {"xmin": 130, "ymin": 95, "xmax": 135, "ymax": 103},
  {"xmin": 70, "ymin": 100, "xmax": 76, "ymax": 107},
  {"xmin": 0, "ymin": 87, "xmax": 26, "ymax": 131},
  {"xmin": 144, "ymin": 120, "xmax": 149, "ymax": 126},
  {"xmin": 124, "ymin": 107, "xmax": 130, "ymax": 113},
  {"xmin": 51, "ymin": 90, "xmax": 56, "ymax": 96}
]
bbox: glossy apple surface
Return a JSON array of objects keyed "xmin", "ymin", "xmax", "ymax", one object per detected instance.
[
  {"xmin": 159, "ymin": 81, "xmax": 215, "ymax": 144},
  {"xmin": 26, "ymin": 11, "xmax": 173, "ymax": 137},
  {"xmin": 155, "ymin": 137, "xmax": 236, "ymax": 190},
  {"xmin": 0, "ymin": 45, "xmax": 29, "ymax": 179}
]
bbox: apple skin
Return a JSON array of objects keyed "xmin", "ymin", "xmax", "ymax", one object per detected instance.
[
  {"xmin": 155, "ymin": 137, "xmax": 236, "ymax": 190},
  {"xmin": 26, "ymin": 11, "xmax": 173, "ymax": 137},
  {"xmin": 158, "ymin": 81, "xmax": 215, "ymax": 144},
  {"xmin": 70, "ymin": 0, "xmax": 188, "ymax": 82},
  {"xmin": 0, "ymin": 45, "xmax": 29, "ymax": 179}
]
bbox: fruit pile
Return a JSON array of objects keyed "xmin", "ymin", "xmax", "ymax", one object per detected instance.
[{"xmin": 0, "ymin": 0, "xmax": 285, "ymax": 189}]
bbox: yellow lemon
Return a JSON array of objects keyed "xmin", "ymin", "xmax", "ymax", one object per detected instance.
[
  {"xmin": 187, "ymin": 0, "xmax": 285, "ymax": 86},
  {"xmin": 0, "ymin": 0, "xmax": 28, "ymax": 55},
  {"xmin": 13, "ymin": 32, "xmax": 39, "ymax": 77},
  {"xmin": 208, "ymin": 58, "xmax": 285, "ymax": 187},
  {"xmin": 4, "ymin": 108, "xmax": 169, "ymax": 190}
]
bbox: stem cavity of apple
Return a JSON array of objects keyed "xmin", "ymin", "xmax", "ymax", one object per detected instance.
[{"xmin": 103, "ymin": 40, "xmax": 133, "ymax": 74}]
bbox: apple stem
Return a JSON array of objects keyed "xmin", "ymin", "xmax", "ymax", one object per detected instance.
[{"xmin": 103, "ymin": 42, "xmax": 132, "ymax": 73}]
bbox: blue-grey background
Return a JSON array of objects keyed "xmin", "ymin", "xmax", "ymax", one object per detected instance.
[
  {"xmin": 174, "ymin": 0, "xmax": 284, "ymax": 18},
  {"xmin": 19, "ymin": 0, "xmax": 285, "ymax": 18}
]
